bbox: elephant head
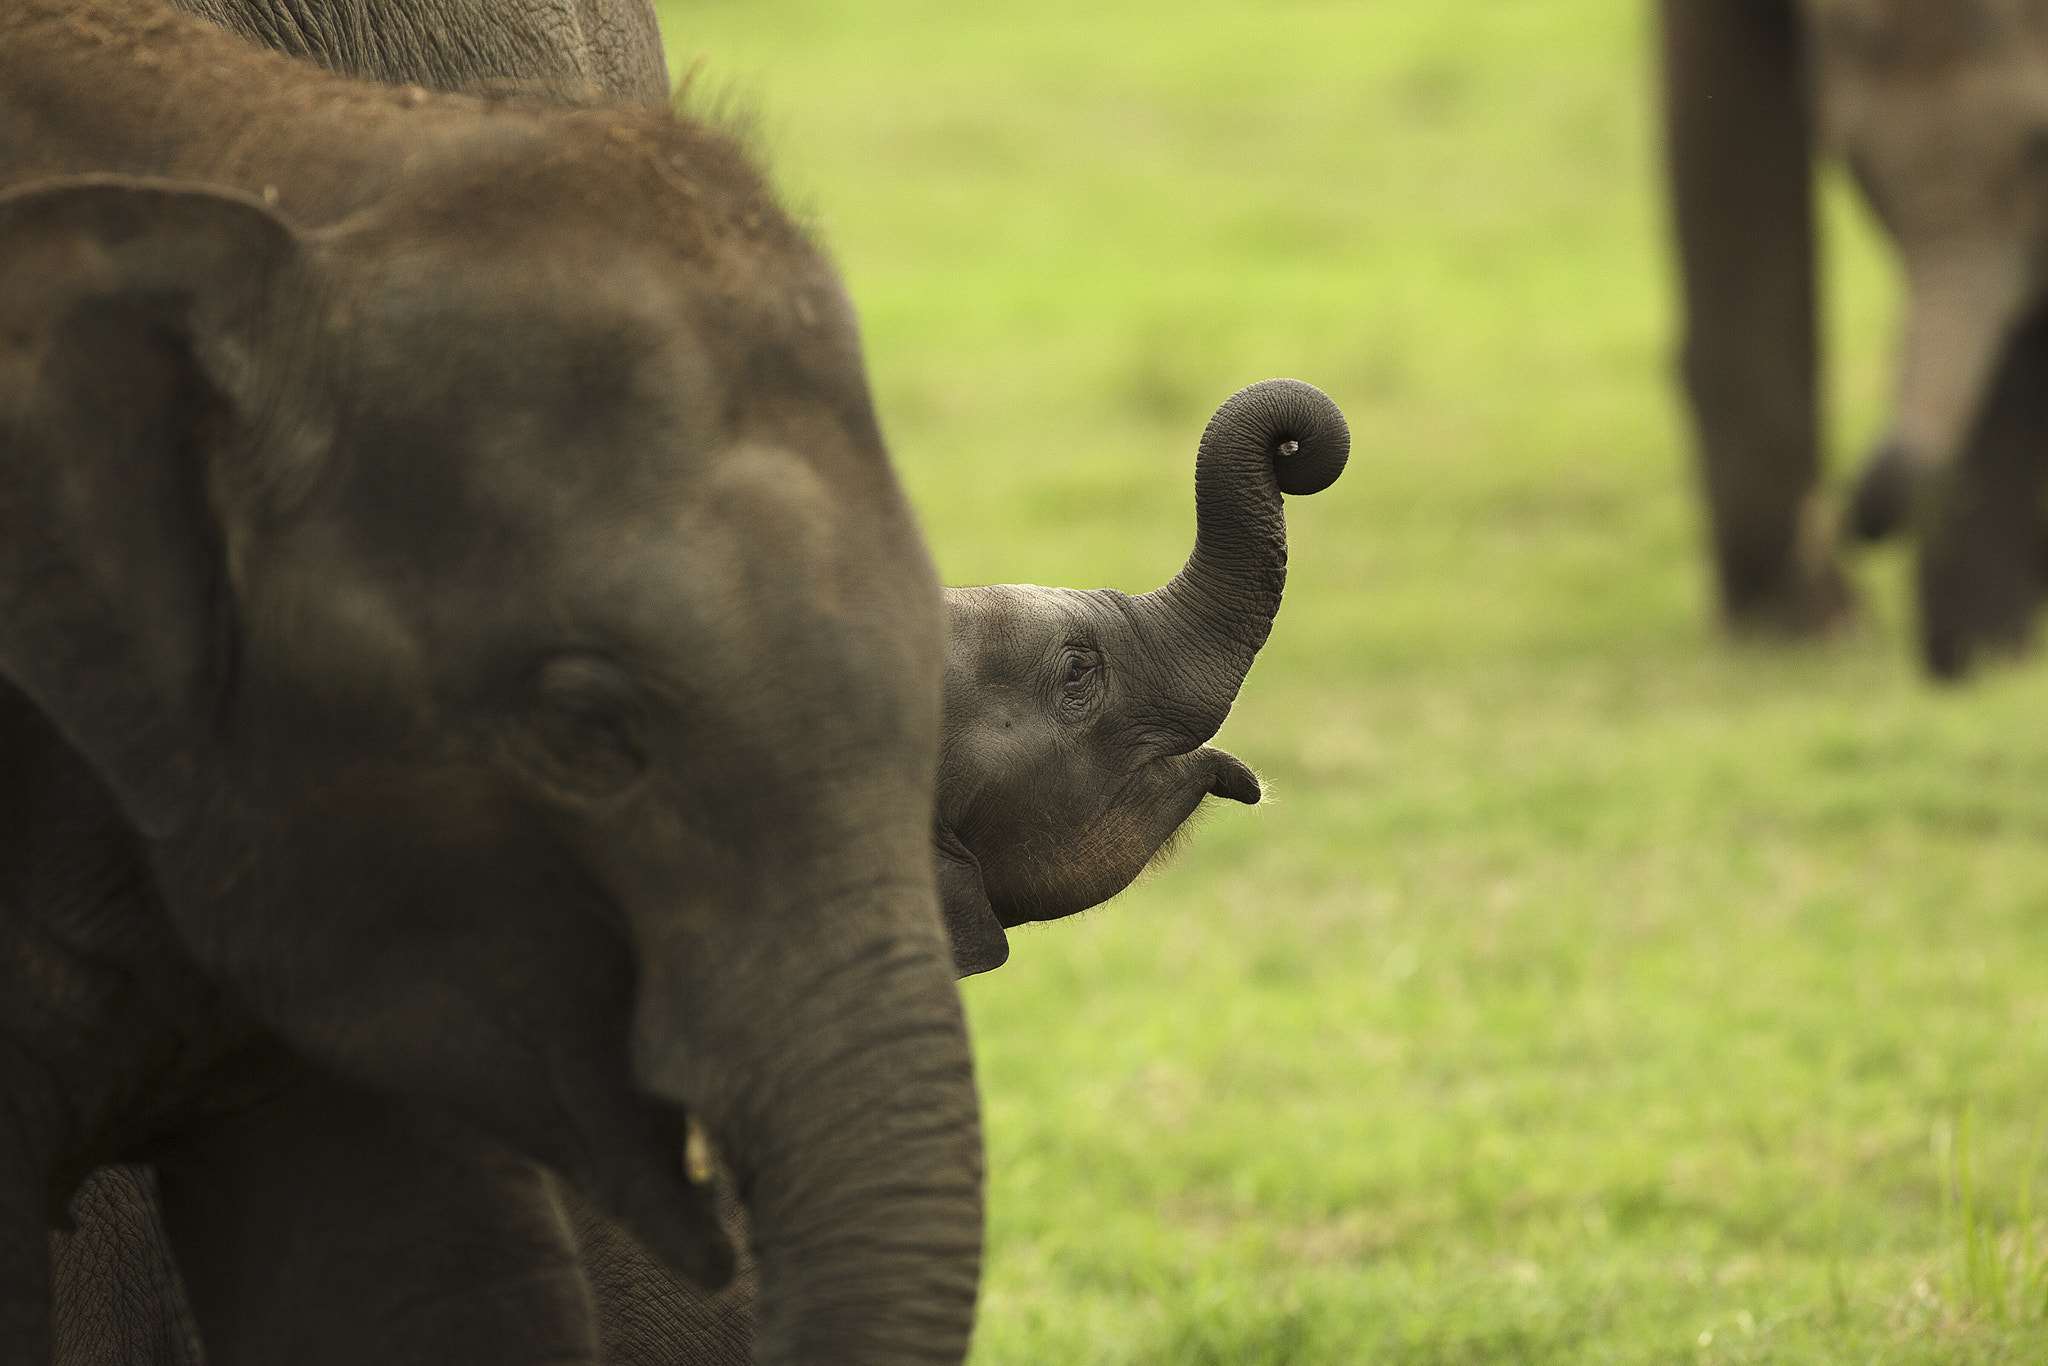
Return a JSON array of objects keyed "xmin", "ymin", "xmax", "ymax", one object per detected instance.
[
  {"xmin": 934, "ymin": 379, "xmax": 1348, "ymax": 975},
  {"xmin": 0, "ymin": 111, "xmax": 979, "ymax": 1365}
]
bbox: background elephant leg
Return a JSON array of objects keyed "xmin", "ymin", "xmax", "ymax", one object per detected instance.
[
  {"xmin": 570, "ymin": 1182, "xmax": 756, "ymax": 1365},
  {"xmin": 51, "ymin": 1166, "xmax": 202, "ymax": 1366},
  {"xmin": 1660, "ymin": 0, "xmax": 1846, "ymax": 633},
  {"xmin": 153, "ymin": 1067, "xmax": 602, "ymax": 1366},
  {"xmin": 1916, "ymin": 304, "xmax": 2048, "ymax": 679}
]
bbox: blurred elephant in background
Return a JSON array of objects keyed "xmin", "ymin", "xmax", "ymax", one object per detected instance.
[
  {"xmin": 9, "ymin": 1, "xmax": 988, "ymax": 1363},
  {"xmin": 1661, "ymin": 0, "xmax": 2048, "ymax": 675}
]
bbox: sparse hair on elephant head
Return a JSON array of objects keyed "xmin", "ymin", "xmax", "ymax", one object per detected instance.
[{"xmin": 934, "ymin": 378, "xmax": 1349, "ymax": 977}]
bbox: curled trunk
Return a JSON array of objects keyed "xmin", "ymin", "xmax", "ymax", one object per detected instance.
[{"xmin": 1135, "ymin": 378, "xmax": 1349, "ymax": 748}]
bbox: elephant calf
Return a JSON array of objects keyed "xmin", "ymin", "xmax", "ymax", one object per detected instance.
[
  {"xmin": 1663, "ymin": 0, "xmax": 2048, "ymax": 674},
  {"xmin": 5, "ymin": 0, "xmax": 986, "ymax": 1361},
  {"xmin": 933, "ymin": 378, "xmax": 1349, "ymax": 972}
]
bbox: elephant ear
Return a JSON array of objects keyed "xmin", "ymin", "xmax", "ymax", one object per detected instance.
[
  {"xmin": 932, "ymin": 828, "xmax": 1008, "ymax": 978},
  {"xmin": 0, "ymin": 176, "xmax": 298, "ymax": 839}
]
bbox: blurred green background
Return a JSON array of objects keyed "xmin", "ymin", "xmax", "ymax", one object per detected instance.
[{"xmin": 658, "ymin": 2, "xmax": 2048, "ymax": 1360}]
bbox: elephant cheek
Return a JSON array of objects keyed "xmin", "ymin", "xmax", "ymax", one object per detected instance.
[{"xmin": 980, "ymin": 783, "xmax": 1203, "ymax": 927}]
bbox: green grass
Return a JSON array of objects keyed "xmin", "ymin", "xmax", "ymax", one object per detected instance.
[{"xmin": 657, "ymin": 2, "xmax": 2048, "ymax": 1360}]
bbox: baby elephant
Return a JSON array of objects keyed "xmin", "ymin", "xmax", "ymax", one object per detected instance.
[
  {"xmin": 935, "ymin": 378, "xmax": 1348, "ymax": 973},
  {"xmin": 1664, "ymin": 0, "xmax": 2048, "ymax": 673}
]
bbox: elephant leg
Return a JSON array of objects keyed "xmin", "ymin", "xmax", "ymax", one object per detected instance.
[
  {"xmin": 569, "ymin": 1182, "xmax": 756, "ymax": 1365},
  {"xmin": 152, "ymin": 1066, "xmax": 602, "ymax": 1366},
  {"xmin": 1660, "ymin": 0, "xmax": 1847, "ymax": 633},
  {"xmin": 1916, "ymin": 303, "xmax": 2048, "ymax": 679},
  {"xmin": 50, "ymin": 1165, "xmax": 203, "ymax": 1366}
]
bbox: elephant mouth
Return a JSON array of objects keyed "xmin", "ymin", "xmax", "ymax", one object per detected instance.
[
  {"xmin": 942, "ymin": 745, "xmax": 1265, "ymax": 951},
  {"xmin": 1202, "ymin": 745, "xmax": 1263, "ymax": 805}
]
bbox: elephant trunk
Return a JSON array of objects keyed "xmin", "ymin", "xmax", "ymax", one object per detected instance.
[
  {"xmin": 631, "ymin": 881, "xmax": 983, "ymax": 1366},
  {"xmin": 1134, "ymin": 378, "xmax": 1349, "ymax": 749}
]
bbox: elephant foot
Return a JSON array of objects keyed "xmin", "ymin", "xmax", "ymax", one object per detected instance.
[
  {"xmin": 1725, "ymin": 566, "xmax": 1855, "ymax": 638},
  {"xmin": 1846, "ymin": 438, "xmax": 1917, "ymax": 543},
  {"xmin": 1919, "ymin": 598, "xmax": 2034, "ymax": 681},
  {"xmin": 1720, "ymin": 501, "xmax": 1857, "ymax": 639},
  {"xmin": 1917, "ymin": 530, "xmax": 2041, "ymax": 682},
  {"xmin": 1914, "ymin": 300, "xmax": 2048, "ymax": 679}
]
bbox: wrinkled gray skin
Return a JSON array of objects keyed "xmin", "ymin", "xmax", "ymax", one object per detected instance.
[
  {"xmin": 1663, "ymin": 0, "xmax": 2048, "ymax": 674},
  {"xmin": 4, "ymin": 4, "xmax": 989, "ymax": 1366}
]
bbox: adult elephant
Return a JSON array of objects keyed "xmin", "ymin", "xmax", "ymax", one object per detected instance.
[
  {"xmin": 1661, "ymin": 0, "xmax": 2048, "ymax": 675},
  {"xmin": 5, "ymin": 1, "xmax": 985, "ymax": 1362}
]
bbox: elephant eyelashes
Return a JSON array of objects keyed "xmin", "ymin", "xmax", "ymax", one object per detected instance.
[{"xmin": 506, "ymin": 656, "xmax": 650, "ymax": 802}]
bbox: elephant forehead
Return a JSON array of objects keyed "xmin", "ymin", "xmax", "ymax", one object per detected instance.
[
  {"xmin": 315, "ymin": 298, "xmax": 837, "ymax": 519},
  {"xmin": 336, "ymin": 241, "xmax": 698, "ymax": 413},
  {"xmin": 944, "ymin": 584, "xmax": 1102, "ymax": 657},
  {"xmin": 561, "ymin": 446, "xmax": 897, "ymax": 632},
  {"xmin": 333, "ymin": 217, "xmax": 862, "ymax": 398}
]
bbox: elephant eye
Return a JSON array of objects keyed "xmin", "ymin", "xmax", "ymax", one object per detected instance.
[
  {"xmin": 507, "ymin": 655, "xmax": 650, "ymax": 803},
  {"xmin": 1059, "ymin": 650, "xmax": 1102, "ymax": 707}
]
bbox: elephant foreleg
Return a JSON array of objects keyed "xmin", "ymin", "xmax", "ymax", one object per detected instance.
[
  {"xmin": 1660, "ymin": 0, "xmax": 1847, "ymax": 633},
  {"xmin": 1915, "ymin": 302, "xmax": 2048, "ymax": 678},
  {"xmin": 152, "ymin": 1067, "xmax": 602, "ymax": 1366}
]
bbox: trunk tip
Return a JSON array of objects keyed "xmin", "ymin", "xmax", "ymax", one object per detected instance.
[{"xmin": 1208, "ymin": 378, "xmax": 1350, "ymax": 496}]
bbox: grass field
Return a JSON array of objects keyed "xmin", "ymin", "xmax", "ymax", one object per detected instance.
[{"xmin": 656, "ymin": 2, "xmax": 2048, "ymax": 1360}]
